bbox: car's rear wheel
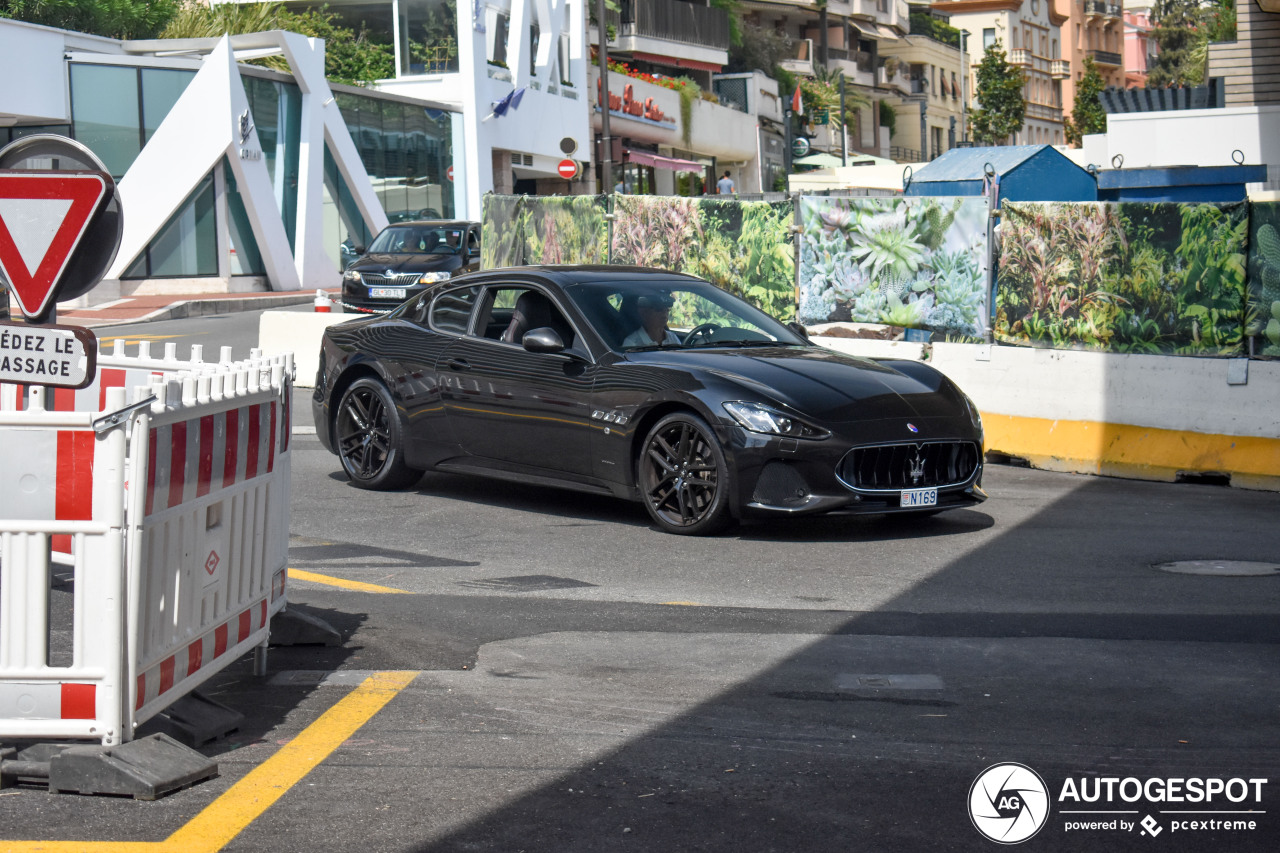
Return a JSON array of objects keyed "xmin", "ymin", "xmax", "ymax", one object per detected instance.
[
  {"xmin": 335, "ymin": 377, "xmax": 422, "ymax": 490},
  {"xmin": 639, "ymin": 412, "xmax": 732, "ymax": 535}
]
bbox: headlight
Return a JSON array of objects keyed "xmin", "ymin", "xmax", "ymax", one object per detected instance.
[
  {"xmin": 722, "ymin": 401, "xmax": 829, "ymax": 439},
  {"xmin": 418, "ymin": 271, "xmax": 451, "ymax": 284},
  {"xmin": 343, "ymin": 270, "xmax": 363, "ymax": 283}
]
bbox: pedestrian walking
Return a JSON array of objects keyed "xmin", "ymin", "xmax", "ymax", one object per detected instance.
[{"xmin": 716, "ymin": 171, "xmax": 735, "ymax": 194}]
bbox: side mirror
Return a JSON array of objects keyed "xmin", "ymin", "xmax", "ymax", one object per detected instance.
[
  {"xmin": 787, "ymin": 321, "xmax": 810, "ymax": 341},
  {"xmin": 522, "ymin": 327, "xmax": 566, "ymax": 354},
  {"xmin": 353, "ymin": 244, "xmax": 366, "ymax": 255}
]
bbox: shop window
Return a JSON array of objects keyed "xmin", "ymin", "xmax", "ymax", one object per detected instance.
[
  {"xmin": 69, "ymin": 64, "xmax": 141, "ymax": 178},
  {"xmin": 141, "ymin": 68, "xmax": 196, "ymax": 145},
  {"xmin": 400, "ymin": 0, "xmax": 459, "ymax": 75},
  {"xmin": 121, "ymin": 173, "xmax": 217, "ymax": 278}
]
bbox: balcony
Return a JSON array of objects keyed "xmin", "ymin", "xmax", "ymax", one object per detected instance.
[
  {"xmin": 779, "ymin": 37, "xmax": 814, "ymax": 76},
  {"xmin": 1105, "ymin": 3, "xmax": 1123, "ymax": 18},
  {"xmin": 1089, "ymin": 49, "xmax": 1123, "ymax": 67},
  {"xmin": 606, "ymin": 0, "xmax": 731, "ymax": 53},
  {"xmin": 1009, "ymin": 48, "xmax": 1032, "ymax": 67},
  {"xmin": 1084, "ymin": 0, "xmax": 1106, "ymax": 19},
  {"xmin": 1051, "ymin": 59, "xmax": 1070, "ymax": 79}
]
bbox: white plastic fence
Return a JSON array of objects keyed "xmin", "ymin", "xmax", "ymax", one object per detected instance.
[{"xmin": 0, "ymin": 343, "xmax": 293, "ymax": 745}]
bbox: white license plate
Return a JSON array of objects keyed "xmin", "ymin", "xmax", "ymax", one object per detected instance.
[
  {"xmin": 370, "ymin": 287, "xmax": 406, "ymax": 299},
  {"xmin": 901, "ymin": 488, "xmax": 938, "ymax": 508}
]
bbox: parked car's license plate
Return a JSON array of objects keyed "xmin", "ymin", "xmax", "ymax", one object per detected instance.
[
  {"xmin": 371, "ymin": 287, "xmax": 406, "ymax": 299},
  {"xmin": 901, "ymin": 488, "xmax": 938, "ymax": 508}
]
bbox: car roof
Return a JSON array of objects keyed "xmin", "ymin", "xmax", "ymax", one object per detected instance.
[
  {"xmin": 509, "ymin": 265, "xmax": 708, "ymax": 286},
  {"xmin": 386, "ymin": 220, "xmax": 478, "ymax": 229}
]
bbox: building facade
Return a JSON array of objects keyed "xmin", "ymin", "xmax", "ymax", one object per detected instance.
[
  {"xmin": 1053, "ymin": 0, "xmax": 1125, "ymax": 110},
  {"xmin": 880, "ymin": 7, "xmax": 967, "ymax": 161},
  {"xmin": 0, "ymin": 18, "xmax": 460, "ymax": 298},
  {"xmin": 931, "ymin": 0, "xmax": 1067, "ymax": 145},
  {"xmin": 1122, "ymin": 5, "xmax": 1155, "ymax": 88}
]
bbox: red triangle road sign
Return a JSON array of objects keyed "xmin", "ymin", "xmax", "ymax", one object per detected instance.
[{"xmin": 0, "ymin": 171, "xmax": 111, "ymax": 320}]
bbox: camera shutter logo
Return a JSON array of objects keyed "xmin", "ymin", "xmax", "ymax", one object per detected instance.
[{"xmin": 969, "ymin": 763, "xmax": 1050, "ymax": 844}]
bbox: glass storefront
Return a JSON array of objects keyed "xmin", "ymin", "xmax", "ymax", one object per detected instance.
[{"xmin": 66, "ymin": 59, "xmax": 457, "ymax": 283}]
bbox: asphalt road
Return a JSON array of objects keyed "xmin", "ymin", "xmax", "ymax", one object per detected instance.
[{"xmin": 1, "ymin": 309, "xmax": 1277, "ymax": 852}]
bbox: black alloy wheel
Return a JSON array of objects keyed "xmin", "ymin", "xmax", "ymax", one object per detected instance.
[
  {"xmin": 639, "ymin": 412, "xmax": 732, "ymax": 535},
  {"xmin": 335, "ymin": 377, "xmax": 422, "ymax": 490}
]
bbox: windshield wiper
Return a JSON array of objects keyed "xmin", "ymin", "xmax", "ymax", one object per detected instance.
[
  {"xmin": 711, "ymin": 339, "xmax": 800, "ymax": 348},
  {"xmin": 624, "ymin": 342, "xmax": 689, "ymax": 352}
]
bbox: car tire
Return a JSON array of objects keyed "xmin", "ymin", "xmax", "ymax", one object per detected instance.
[
  {"xmin": 334, "ymin": 377, "xmax": 422, "ymax": 490},
  {"xmin": 638, "ymin": 412, "xmax": 732, "ymax": 536}
]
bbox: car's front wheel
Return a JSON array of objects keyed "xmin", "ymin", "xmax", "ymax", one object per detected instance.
[
  {"xmin": 638, "ymin": 412, "xmax": 732, "ymax": 535},
  {"xmin": 335, "ymin": 377, "xmax": 422, "ymax": 490}
]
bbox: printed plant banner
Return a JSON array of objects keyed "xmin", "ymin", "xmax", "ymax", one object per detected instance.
[
  {"xmin": 996, "ymin": 202, "xmax": 1248, "ymax": 355},
  {"xmin": 1247, "ymin": 202, "xmax": 1280, "ymax": 357},
  {"xmin": 480, "ymin": 194, "xmax": 527, "ymax": 269},
  {"xmin": 521, "ymin": 195, "xmax": 609, "ymax": 265},
  {"xmin": 611, "ymin": 195, "xmax": 795, "ymax": 320},
  {"xmin": 797, "ymin": 196, "xmax": 990, "ymax": 337}
]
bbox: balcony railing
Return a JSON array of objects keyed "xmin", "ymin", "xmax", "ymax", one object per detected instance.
[
  {"xmin": 1051, "ymin": 59, "xmax": 1070, "ymax": 79},
  {"xmin": 607, "ymin": 0, "xmax": 731, "ymax": 52},
  {"xmin": 1089, "ymin": 49, "xmax": 1123, "ymax": 67},
  {"xmin": 1009, "ymin": 48, "xmax": 1032, "ymax": 66},
  {"xmin": 1084, "ymin": 0, "xmax": 1106, "ymax": 18},
  {"xmin": 1105, "ymin": 3, "xmax": 1122, "ymax": 17}
]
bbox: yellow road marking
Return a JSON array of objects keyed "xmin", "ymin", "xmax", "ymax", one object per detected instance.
[
  {"xmin": 662, "ymin": 601, "xmax": 705, "ymax": 606},
  {"xmin": 0, "ymin": 671, "xmax": 417, "ymax": 852},
  {"xmin": 288, "ymin": 568, "xmax": 411, "ymax": 594}
]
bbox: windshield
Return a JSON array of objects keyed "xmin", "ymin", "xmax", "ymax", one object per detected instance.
[
  {"xmin": 563, "ymin": 278, "xmax": 809, "ymax": 352},
  {"xmin": 367, "ymin": 226, "xmax": 462, "ymax": 255}
]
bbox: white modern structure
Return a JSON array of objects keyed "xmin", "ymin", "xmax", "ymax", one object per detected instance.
[
  {"xmin": 215, "ymin": 0, "xmax": 592, "ymax": 212},
  {"xmin": 0, "ymin": 17, "xmax": 460, "ymax": 299}
]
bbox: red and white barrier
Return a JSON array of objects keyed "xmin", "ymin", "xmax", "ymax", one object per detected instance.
[{"xmin": 0, "ymin": 343, "xmax": 293, "ymax": 745}]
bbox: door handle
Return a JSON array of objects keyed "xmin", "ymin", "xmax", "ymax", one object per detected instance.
[{"xmin": 447, "ymin": 358, "xmax": 470, "ymax": 371}]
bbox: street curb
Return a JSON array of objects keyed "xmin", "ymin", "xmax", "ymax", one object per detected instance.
[{"xmin": 66, "ymin": 293, "xmax": 321, "ymax": 328}]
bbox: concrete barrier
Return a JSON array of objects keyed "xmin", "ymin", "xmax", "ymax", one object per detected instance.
[
  {"xmin": 258, "ymin": 309, "xmax": 354, "ymax": 389},
  {"xmin": 816, "ymin": 336, "xmax": 1280, "ymax": 491}
]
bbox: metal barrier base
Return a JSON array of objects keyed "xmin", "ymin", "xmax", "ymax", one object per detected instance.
[
  {"xmin": 149, "ymin": 691, "xmax": 245, "ymax": 748},
  {"xmin": 2, "ymin": 734, "xmax": 216, "ymax": 800},
  {"xmin": 269, "ymin": 607, "xmax": 342, "ymax": 647}
]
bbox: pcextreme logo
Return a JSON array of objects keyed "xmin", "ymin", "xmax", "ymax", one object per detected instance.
[{"xmin": 969, "ymin": 764, "xmax": 1269, "ymax": 844}]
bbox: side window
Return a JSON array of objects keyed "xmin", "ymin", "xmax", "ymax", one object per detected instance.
[
  {"xmin": 429, "ymin": 285, "xmax": 481, "ymax": 335},
  {"xmin": 467, "ymin": 228, "xmax": 480, "ymax": 253}
]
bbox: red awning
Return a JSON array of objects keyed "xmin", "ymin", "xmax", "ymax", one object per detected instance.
[
  {"xmin": 625, "ymin": 149, "xmax": 705, "ymax": 173},
  {"xmin": 632, "ymin": 52, "xmax": 723, "ymax": 73}
]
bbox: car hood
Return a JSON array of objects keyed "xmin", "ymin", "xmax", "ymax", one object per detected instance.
[
  {"xmin": 636, "ymin": 345, "xmax": 969, "ymax": 423},
  {"xmin": 351, "ymin": 253, "xmax": 461, "ymax": 273}
]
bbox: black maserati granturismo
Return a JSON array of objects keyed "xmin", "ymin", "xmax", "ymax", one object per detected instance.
[{"xmin": 312, "ymin": 266, "xmax": 987, "ymax": 535}]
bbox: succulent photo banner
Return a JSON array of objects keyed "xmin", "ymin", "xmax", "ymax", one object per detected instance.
[
  {"xmin": 995, "ymin": 202, "xmax": 1248, "ymax": 356},
  {"xmin": 1247, "ymin": 202, "xmax": 1280, "ymax": 358},
  {"xmin": 796, "ymin": 196, "xmax": 990, "ymax": 337},
  {"xmin": 611, "ymin": 195, "xmax": 796, "ymax": 320},
  {"xmin": 480, "ymin": 193, "xmax": 527, "ymax": 269}
]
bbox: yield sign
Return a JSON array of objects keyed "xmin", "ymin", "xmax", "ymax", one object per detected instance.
[{"xmin": 0, "ymin": 171, "xmax": 111, "ymax": 320}]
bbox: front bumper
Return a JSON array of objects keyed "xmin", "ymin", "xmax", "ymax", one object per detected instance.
[{"xmin": 720, "ymin": 419, "xmax": 986, "ymax": 519}]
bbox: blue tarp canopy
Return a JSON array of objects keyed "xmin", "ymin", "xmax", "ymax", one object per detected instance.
[{"xmin": 904, "ymin": 145, "xmax": 1097, "ymax": 205}]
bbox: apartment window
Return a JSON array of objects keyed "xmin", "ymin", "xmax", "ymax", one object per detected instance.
[{"xmin": 983, "ymin": 28, "xmax": 995, "ymax": 50}]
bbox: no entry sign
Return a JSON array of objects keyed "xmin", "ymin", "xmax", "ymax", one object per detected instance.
[{"xmin": 557, "ymin": 159, "xmax": 579, "ymax": 180}]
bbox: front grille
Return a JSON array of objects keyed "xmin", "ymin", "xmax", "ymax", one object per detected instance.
[
  {"xmin": 359, "ymin": 272, "xmax": 421, "ymax": 287},
  {"xmin": 838, "ymin": 441, "xmax": 980, "ymax": 492}
]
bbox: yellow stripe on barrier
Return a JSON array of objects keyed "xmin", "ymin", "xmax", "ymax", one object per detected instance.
[
  {"xmin": 0, "ymin": 671, "xmax": 418, "ymax": 853},
  {"xmin": 982, "ymin": 412, "xmax": 1280, "ymax": 491},
  {"xmin": 287, "ymin": 568, "xmax": 411, "ymax": 594}
]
